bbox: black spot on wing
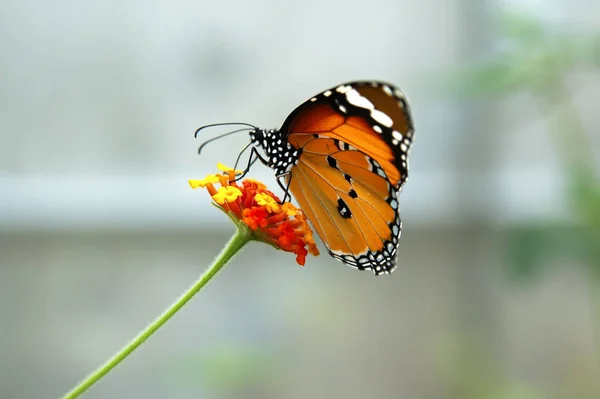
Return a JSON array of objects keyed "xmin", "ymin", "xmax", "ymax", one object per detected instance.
[
  {"xmin": 337, "ymin": 198, "xmax": 352, "ymax": 219},
  {"xmin": 327, "ymin": 155, "xmax": 337, "ymax": 168}
]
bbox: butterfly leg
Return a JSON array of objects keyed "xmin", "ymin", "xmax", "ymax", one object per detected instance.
[
  {"xmin": 275, "ymin": 172, "xmax": 293, "ymax": 204},
  {"xmin": 232, "ymin": 142, "xmax": 253, "ymax": 174},
  {"xmin": 232, "ymin": 147, "xmax": 268, "ymax": 182}
]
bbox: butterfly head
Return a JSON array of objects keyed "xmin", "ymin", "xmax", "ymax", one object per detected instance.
[
  {"xmin": 249, "ymin": 128, "xmax": 301, "ymax": 175},
  {"xmin": 248, "ymin": 127, "xmax": 266, "ymax": 146}
]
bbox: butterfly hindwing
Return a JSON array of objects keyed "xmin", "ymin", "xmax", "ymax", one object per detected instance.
[{"xmin": 285, "ymin": 135, "xmax": 401, "ymax": 274}]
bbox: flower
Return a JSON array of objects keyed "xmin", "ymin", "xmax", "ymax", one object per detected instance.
[{"xmin": 190, "ymin": 165, "xmax": 319, "ymax": 265}]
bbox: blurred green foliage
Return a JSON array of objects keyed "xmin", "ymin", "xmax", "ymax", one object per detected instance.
[
  {"xmin": 447, "ymin": 10, "xmax": 600, "ymax": 399},
  {"xmin": 436, "ymin": 333, "xmax": 543, "ymax": 399},
  {"xmin": 458, "ymin": 11, "xmax": 600, "ymax": 282},
  {"xmin": 459, "ymin": 12, "xmax": 600, "ymax": 97}
]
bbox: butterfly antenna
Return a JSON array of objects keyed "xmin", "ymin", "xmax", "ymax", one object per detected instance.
[
  {"xmin": 196, "ymin": 127, "xmax": 255, "ymax": 155},
  {"xmin": 194, "ymin": 122, "xmax": 257, "ymax": 139}
]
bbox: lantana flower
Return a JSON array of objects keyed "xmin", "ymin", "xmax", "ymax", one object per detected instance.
[{"xmin": 189, "ymin": 162, "xmax": 319, "ymax": 265}]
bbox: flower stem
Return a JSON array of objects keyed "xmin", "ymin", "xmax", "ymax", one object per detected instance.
[{"xmin": 62, "ymin": 227, "xmax": 252, "ymax": 399}]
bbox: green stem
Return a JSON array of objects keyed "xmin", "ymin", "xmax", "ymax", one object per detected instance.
[{"xmin": 62, "ymin": 227, "xmax": 252, "ymax": 399}]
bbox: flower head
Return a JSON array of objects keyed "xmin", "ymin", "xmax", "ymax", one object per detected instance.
[{"xmin": 190, "ymin": 165, "xmax": 319, "ymax": 265}]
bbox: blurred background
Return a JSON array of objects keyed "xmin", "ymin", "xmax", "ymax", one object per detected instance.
[{"xmin": 1, "ymin": 0, "xmax": 599, "ymax": 398}]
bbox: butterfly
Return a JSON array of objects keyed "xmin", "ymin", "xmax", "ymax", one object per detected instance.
[{"xmin": 199, "ymin": 81, "xmax": 415, "ymax": 275}]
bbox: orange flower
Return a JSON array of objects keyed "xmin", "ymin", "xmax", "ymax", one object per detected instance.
[{"xmin": 190, "ymin": 164, "xmax": 319, "ymax": 266}]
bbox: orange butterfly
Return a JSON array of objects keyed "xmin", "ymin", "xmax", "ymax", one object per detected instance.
[{"xmin": 199, "ymin": 81, "xmax": 415, "ymax": 275}]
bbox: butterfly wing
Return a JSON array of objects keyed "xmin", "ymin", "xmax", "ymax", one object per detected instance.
[{"xmin": 281, "ymin": 81, "xmax": 414, "ymax": 274}]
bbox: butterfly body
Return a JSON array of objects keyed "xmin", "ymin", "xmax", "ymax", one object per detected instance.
[{"xmin": 249, "ymin": 128, "xmax": 301, "ymax": 176}]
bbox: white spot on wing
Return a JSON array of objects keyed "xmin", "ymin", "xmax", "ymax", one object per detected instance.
[
  {"xmin": 323, "ymin": 90, "xmax": 332, "ymax": 97},
  {"xmin": 344, "ymin": 88, "xmax": 394, "ymax": 128},
  {"xmin": 373, "ymin": 125, "xmax": 383, "ymax": 134},
  {"xmin": 346, "ymin": 89, "xmax": 374, "ymax": 109},
  {"xmin": 372, "ymin": 110, "xmax": 393, "ymax": 128},
  {"xmin": 392, "ymin": 131, "xmax": 403, "ymax": 141},
  {"xmin": 383, "ymin": 85, "xmax": 393, "ymax": 96}
]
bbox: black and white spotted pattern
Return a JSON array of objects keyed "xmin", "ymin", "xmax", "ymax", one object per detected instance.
[{"xmin": 249, "ymin": 128, "xmax": 301, "ymax": 176}]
